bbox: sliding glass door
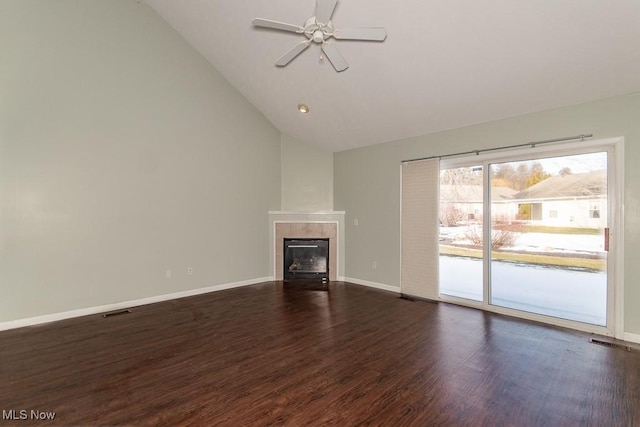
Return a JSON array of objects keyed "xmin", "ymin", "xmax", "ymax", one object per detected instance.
[
  {"xmin": 439, "ymin": 144, "xmax": 614, "ymax": 331},
  {"xmin": 489, "ymin": 152, "xmax": 608, "ymax": 326}
]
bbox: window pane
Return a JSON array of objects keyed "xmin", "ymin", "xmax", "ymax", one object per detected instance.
[
  {"xmin": 489, "ymin": 152, "xmax": 608, "ymax": 325},
  {"xmin": 439, "ymin": 165, "xmax": 483, "ymax": 302}
]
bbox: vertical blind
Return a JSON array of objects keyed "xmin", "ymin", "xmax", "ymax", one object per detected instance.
[{"xmin": 400, "ymin": 158, "xmax": 440, "ymax": 300}]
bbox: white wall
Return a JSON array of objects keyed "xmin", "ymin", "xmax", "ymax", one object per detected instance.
[
  {"xmin": 334, "ymin": 93, "xmax": 640, "ymax": 336},
  {"xmin": 0, "ymin": 0, "xmax": 281, "ymax": 322},
  {"xmin": 281, "ymin": 134, "xmax": 334, "ymax": 212}
]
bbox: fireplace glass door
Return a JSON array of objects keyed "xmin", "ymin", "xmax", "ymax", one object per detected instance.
[{"xmin": 283, "ymin": 238, "xmax": 329, "ymax": 281}]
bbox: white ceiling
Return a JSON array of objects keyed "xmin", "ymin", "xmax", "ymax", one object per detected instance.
[{"xmin": 146, "ymin": 0, "xmax": 640, "ymax": 152}]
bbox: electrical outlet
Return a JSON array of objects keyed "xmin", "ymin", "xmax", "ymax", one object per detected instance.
[
  {"xmin": 165, "ymin": 269, "xmax": 172, "ymax": 279},
  {"xmin": 187, "ymin": 267, "xmax": 193, "ymax": 276},
  {"xmin": 354, "ymin": 218, "xmax": 359, "ymax": 226},
  {"xmin": 372, "ymin": 261, "xmax": 378, "ymax": 269}
]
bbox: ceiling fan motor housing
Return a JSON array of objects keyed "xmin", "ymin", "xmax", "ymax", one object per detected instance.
[{"xmin": 305, "ymin": 17, "xmax": 333, "ymax": 43}]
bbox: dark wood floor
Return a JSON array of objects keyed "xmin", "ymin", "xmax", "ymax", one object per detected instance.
[{"xmin": 1, "ymin": 282, "xmax": 639, "ymax": 426}]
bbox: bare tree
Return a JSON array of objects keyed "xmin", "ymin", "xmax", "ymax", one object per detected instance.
[
  {"xmin": 440, "ymin": 203, "xmax": 464, "ymax": 227},
  {"xmin": 559, "ymin": 167, "xmax": 572, "ymax": 177},
  {"xmin": 440, "ymin": 167, "xmax": 482, "ymax": 186},
  {"xmin": 463, "ymin": 223, "xmax": 522, "ymax": 249}
]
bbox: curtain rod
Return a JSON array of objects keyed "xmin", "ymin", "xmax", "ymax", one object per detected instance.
[{"xmin": 401, "ymin": 133, "xmax": 593, "ymax": 164}]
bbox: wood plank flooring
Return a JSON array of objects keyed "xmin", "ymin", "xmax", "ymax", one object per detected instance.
[{"xmin": 1, "ymin": 281, "xmax": 639, "ymax": 426}]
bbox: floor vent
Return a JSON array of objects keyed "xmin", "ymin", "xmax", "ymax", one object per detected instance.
[
  {"xmin": 102, "ymin": 309, "xmax": 132, "ymax": 318},
  {"xmin": 589, "ymin": 338, "xmax": 631, "ymax": 352}
]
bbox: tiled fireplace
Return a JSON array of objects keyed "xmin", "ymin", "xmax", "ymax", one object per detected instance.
[{"xmin": 269, "ymin": 211, "xmax": 346, "ymax": 282}]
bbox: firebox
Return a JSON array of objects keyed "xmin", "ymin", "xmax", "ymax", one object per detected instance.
[{"xmin": 283, "ymin": 238, "xmax": 329, "ymax": 282}]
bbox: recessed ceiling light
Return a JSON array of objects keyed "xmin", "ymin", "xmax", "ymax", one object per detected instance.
[{"xmin": 298, "ymin": 104, "xmax": 310, "ymax": 114}]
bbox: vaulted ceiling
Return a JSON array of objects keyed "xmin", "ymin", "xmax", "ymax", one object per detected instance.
[{"xmin": 146, "ymin": 0, "xmax": 640, "ymax": 152}]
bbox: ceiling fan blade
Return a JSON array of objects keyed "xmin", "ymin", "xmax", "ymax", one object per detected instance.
[
  {"xmin": 321, "ymin": 43, "xmax": 348, "ymax": 72},
  {"xmin": 333, "ymin": 27, "xmax": 387, "ymax": 41},
  {"xmin": 276, "ymin": 41, "xmax": 312, "ymax": 66},
  {"xmin": 315, "ymin": 0, "xmax": 338, "ymax": 23},
  {"xmin": 252, "ymin": 18, "xmax": 304, "ymax": 33}
]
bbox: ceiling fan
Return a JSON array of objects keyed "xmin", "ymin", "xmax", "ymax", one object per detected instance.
[{"xmin": 252, "ymin": 0, "xmax": 387, "ymax": 72}]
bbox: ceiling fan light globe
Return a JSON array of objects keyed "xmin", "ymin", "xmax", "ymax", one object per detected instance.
[{"xmin": 313, "ymin": 30, "xmax": 324, "ymax": 43}]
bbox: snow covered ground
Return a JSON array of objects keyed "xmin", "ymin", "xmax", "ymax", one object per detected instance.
[
  {"xmin": 439, "ymin": 226, "xmax": 605, "ymax": 255},
  {"xmin": 510, "ymin": 232, "xmax": 604, "ymax": 254},
  {"xmin": 440, "ymin": 256, "xmax": 606, "ymax": 326},
  {"xmin": 439, "ymin": 225, "xmax": 607, "ymax": 326}
]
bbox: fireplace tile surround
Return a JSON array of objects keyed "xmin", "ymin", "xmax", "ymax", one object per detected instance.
[{"xmin": 269, "ymin": 211, "xmax": 346, "ymax": 282}]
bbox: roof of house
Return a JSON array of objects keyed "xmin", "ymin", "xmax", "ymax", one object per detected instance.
[
  {"xmin": 440, "ymin": 185, "xmax": 517, "ymax": 203},
  {"xmin": 440, "ymin": 170, "xmax": 606, "ymax": 203},
  {"xmin": 513, "ymin": 170, "xmax": 607, "ymax": 200}
]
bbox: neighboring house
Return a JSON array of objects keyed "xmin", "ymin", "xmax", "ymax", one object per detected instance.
[
  {"xmin": 440, "ymin": 185, "xmax": 517, "ymax": 224},
  {"xmin": 511, "ymin": 170, "xmax": 607, "ymax": 228},
  {"xmin": 440, "ymin": 170, "xmax": 607, "ymax": 228}
]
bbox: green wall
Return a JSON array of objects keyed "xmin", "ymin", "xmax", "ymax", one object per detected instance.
[
  {"xmin": 0, "ymin": 0, "xmax": 281, "ymax": 322},
  {"xmin": 281, "ymin": 134, "xmax": 334, "ymax": 212},
  {"xmin": 334, "ymin": 93, "xmax": 640, "ymax": 335}
]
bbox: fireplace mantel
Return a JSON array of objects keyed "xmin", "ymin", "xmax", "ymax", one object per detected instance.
[{"xmin": 268, "ymin": 211, "xmax": 346, "ymax": 281}]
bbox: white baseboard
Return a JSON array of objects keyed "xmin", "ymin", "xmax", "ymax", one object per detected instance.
[
  {"xmin": 623, "ymin": 332, "xmax": 640, "ymax": 344},
  {"xmin": 0, "ymin": 277, "xmax": 272, "ymax": 332},
  {"xmin": 343, "ymin": 277, "xmax": 400, "ymax": 294}
]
